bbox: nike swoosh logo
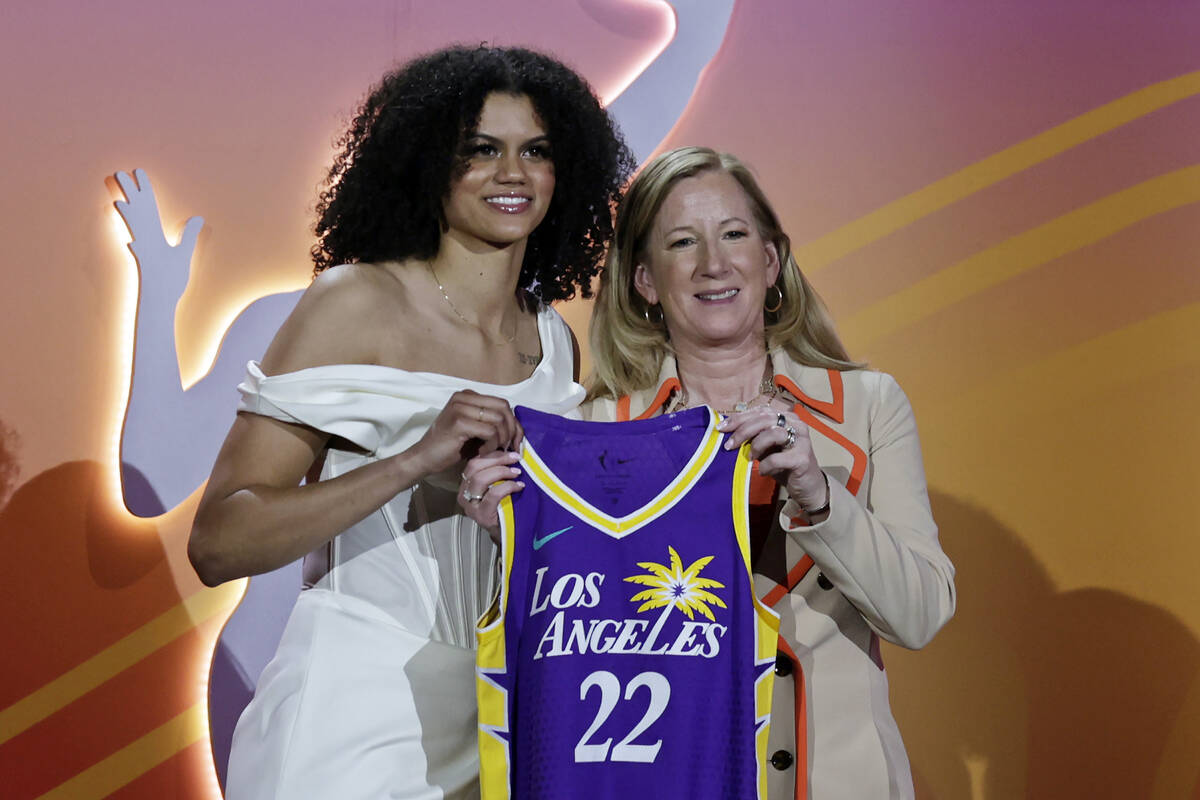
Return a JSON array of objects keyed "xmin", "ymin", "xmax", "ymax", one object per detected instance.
[{"xmin": 532, "ymin": 526, "xmax": 575, "ymax": 550}]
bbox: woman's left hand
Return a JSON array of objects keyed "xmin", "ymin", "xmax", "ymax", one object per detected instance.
[
  {"xmin": 718, "ymin": 406, "xmax": 829, "ymax": 515},
  {"xmin": 457, "ymin": 449, "xmax": 525, "ymax": 544}
]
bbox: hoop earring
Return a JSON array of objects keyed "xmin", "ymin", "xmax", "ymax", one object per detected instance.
[
  {"xmin": 764, "ymin": 285, "xmax": 783, "ymax": 313},
  {"xmin": 642, "ymin": 303, "xmax": 664, "ymax": 326}
]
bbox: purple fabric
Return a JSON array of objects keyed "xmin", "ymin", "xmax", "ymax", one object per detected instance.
[{"xmin": 486, "ymin": 406, "xmax": 769, "ymax": 797}]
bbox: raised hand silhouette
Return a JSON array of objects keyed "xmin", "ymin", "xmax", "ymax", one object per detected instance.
[
  {"xmin": 114, "ymin": 168, "xmax": 203, "ymax": 307},
  {"xmin": 112, "ymin": 169, "xmax": 302, "ymax": 518}
]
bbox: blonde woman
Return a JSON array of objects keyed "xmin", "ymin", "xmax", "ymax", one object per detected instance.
[{"xmin": 461, "ymin": 146, "xmax": 955, "ymax": 799}]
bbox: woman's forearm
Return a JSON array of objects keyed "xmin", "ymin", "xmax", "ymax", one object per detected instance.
[
  {"xmin": 188, "ymin": 448, "xmax": 430, "ymax": 586},
  {"xmin": 780, "ymin": 482, "xmax": 954, "ymax": 648},
  {"xmin": 779, "ymin": 373, "xmax": 955, "ymax": 648}
]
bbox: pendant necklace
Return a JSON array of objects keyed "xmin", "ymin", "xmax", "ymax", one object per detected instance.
[
  {"xmin": 669, "ymin": 356, "xmax": 779, "ymax": 416},
  {"xmin": 428, "ymin": 262, "xmax": 517, "ymax": 345}
]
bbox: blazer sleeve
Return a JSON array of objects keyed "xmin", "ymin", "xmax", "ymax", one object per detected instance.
[{"xmin": 780, "ymin": 371, "xmax": 956, "ymax": 648}]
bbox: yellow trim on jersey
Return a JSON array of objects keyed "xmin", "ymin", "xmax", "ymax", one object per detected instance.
[
  {"xmin": 733, "ymin": 445, "xmax": 782, "ymax": 798},
  {"xmin": 476, "ymin": 497, "xmax": 516, "ymax": 800},
  {"xmin": 520, "ymin": 408, "xmax": 724, "ymax": 537},
  {"xmin": 478, "ymin": 497, "xmax": 517, "ymax": 635}
]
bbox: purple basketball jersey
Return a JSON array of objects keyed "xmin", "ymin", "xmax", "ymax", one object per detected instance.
[{"xmin": 477, "ymin": 406, "xmax": 779, "ymax": 799}]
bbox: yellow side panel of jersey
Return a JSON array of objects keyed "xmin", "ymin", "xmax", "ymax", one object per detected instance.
[
  {"xmin": 734, "ymin": 445, "xmax": 782, "ymax": 799},
  {"xmin": 476, "ymin": 497, "xmax": 516, "ymax": 800}
]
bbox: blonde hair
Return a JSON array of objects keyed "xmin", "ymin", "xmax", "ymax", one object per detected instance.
[{"xmin": 588, "ymin": 146, "xmax": 862, "ymax": 400}]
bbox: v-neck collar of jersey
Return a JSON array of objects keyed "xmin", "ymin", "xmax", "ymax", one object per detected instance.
[{"xmin": 520, "ymin": 407, "xmax": 724, "ymax": 538}]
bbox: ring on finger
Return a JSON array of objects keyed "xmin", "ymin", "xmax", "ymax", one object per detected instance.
[
  {"xmin": 775, "ymin": 412, "xmax": 787, "ymax": 428},
  {"xmin": 462, "ymin": 488, "xmax": 485, "ymax": 504},
  {"xmin": 477, "ymin": 407, "xmax": 485, "ymax": 422},
  {"xmin": 782, "ymin": 426, "xmax": 796, "ymax": 450}
]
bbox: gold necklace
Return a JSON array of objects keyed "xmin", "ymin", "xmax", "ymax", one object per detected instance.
[
  {"xmin": 428, "ymin": 262, "xmax": 517, "ymax": 344},
  {"xmin": 669, "ymin": 357, "xmax": 779, "ymax": 415}
]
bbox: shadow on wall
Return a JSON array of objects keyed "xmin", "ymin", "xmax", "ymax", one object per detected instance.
[
  {"xmin": 885, "ymin": 491, "xmax": 1200, "ymax": 800},
  {"xmin": 0, "ymin": 457, "xmax": 210, "ymax": 799}
]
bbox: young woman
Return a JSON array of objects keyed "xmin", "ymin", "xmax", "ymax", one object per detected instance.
[{"xmin": 188, "ymin": 46, "xmax": 633, "ymax": 799}]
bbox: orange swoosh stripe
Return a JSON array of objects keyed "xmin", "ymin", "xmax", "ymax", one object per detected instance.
[
  {"xmin": 931, "ymin": 300, "xmax": 1200, "ymax": 423},
  {"xmin": 0, "ymin": 580, "xmax": 242, "ymax": 745},
  {"xmin": 34, "ymin": 702, "xmax": 209, "ymax": 800},
  {"xmin": 796, "ymin": 70, "xmax": 1200, "ymax": 273},
  {"xmin": 843, "ymin": 164, "xmax": 1200, "ymax": 350}
]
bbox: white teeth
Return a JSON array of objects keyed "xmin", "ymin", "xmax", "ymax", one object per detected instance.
[
  {"xmin": 698, "ymin": 289, "xmax": 738, "ymax": 300},
  {"xmin": 487, "ymin": 196, "xmax": 529, "ymax": 206}
]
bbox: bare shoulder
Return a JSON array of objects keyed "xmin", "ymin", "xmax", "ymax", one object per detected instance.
[{"xmin": 261, "ymin": 263, "xmax": 412, "ymax": 374}]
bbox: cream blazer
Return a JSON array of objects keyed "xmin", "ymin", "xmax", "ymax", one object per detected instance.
[{"xmin": 584, "ymin": 350, "xmax": 956, "ymax": 799}]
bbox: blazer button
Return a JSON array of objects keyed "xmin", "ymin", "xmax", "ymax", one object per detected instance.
[
  {"xmin": 816, "ymin": 572, "xmax": 834, "ymax": 590},
  {"xmin": 770, "ymin": 750, "xmax": 794, "ymax": 771},
  {"xmin": 774, "ymin": 654, "xmax": 793, "ymax": 677}
]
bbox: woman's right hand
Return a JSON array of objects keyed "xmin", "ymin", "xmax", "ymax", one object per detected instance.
[
  {"xmin": 458, "ymin": 449, "xmax": 525, "ymax": 541},
  {"xmin": 411, "ymin": 390, "xmax": 524, "ymax": 475}
]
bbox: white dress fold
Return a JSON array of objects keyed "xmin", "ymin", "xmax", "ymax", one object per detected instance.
[{"xmin": 225, "ymin": 307, "xmax": 584, "ymax": 800}]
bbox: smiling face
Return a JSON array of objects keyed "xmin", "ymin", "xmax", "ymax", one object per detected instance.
[
  {"xmin": 633, "ymin": 169, "xmax": 780, "ymax": 353},
  {"xmin": 442, "ymin": 92, "xmax": 556, "ymax": 250}
]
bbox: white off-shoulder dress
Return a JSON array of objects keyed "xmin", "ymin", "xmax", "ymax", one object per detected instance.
[{"xmin": 224, "ymin": 307, "xmax": 585, "ymax": 800}]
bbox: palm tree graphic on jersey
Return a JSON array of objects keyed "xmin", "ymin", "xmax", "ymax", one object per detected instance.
[{"xmin": 625, "ymin": 546, "xmax": 726, "ymax": 623}]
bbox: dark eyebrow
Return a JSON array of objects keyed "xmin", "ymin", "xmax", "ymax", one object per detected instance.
[{"xmin": 465, "ymin": 132, "xmax": 551, "ymax": 147}]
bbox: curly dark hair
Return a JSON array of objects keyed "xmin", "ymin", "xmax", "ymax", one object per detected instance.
[{"xmin": 311, "ymin": 45, "xmax": 635, "ymax": 303}]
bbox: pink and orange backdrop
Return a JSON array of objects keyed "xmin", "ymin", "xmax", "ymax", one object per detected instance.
[{"xmin": 2, "ymin": 1, "xmax": 1199, "ymax": 798}]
